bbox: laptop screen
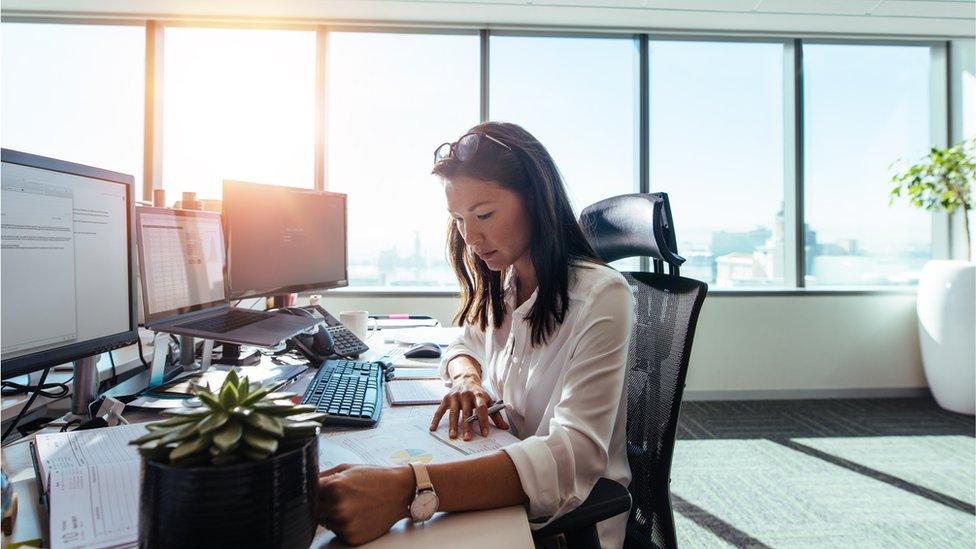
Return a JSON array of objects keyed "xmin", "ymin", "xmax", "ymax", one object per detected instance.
[{"xmin": 136, "ymin": 207, "xmax": 227, "ymax": 324}]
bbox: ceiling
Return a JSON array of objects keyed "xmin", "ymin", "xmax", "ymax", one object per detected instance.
[{"xmin": 2, "ymin": 0, "xmax": 974, "ymax": 37}]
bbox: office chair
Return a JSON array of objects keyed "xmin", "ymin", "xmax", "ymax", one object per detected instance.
[{"xmin": 532, "ymin": 193, "xmax": 708, "ymax": 549}]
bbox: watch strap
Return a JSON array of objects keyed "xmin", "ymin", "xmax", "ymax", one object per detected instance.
[{"xmin": 409, "ymin": 462, "xmax": 434, "ymax": 492}]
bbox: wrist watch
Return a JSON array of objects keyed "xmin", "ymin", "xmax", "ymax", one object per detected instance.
[{"xmin": 407, "ymin": 462, "xmax": 440, "ymax": 523}]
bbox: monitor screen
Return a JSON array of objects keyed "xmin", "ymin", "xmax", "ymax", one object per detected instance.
[
  {"xmin": 1, "ymin": 149, "xmax": 138, "ymax": 379},
  {"xmin": 136, "ymin": 207, "xmax": 227, "ymax": 325},
  {"xmin": 223, "ymin": 180, "xmax": 348, "ymax": 299}
]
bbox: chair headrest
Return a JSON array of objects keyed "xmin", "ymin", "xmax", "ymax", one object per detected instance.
[{"xmin": 579, "ymin": 193, "xmax": 685, "ymax": 266}]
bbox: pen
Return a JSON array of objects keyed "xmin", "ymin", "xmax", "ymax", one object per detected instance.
[
  {"xmin": 464, "ymin": 401, "xmax": 506, "ymax": 423},
  {"xmin": 369, "ymin": 314, "xmax": 434, "ymax": 320}
]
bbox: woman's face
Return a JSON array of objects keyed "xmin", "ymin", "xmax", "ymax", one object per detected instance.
[{"xmin": 445, "ymin": 175, "xmax": 532, "ymax": 272}]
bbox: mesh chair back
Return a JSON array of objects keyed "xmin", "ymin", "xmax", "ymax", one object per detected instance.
[
  {"xmin": 623, "ymin": 273, "xmax": 706, "ymax": 548},
  {"xmin": 580, "ymin": 192, "xmax": 708, "ymax": 549}
]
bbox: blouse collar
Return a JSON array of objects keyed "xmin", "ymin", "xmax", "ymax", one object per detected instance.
[{"xmin": 504, "ymin": 267, "xmax": 538, "ymax": 318}]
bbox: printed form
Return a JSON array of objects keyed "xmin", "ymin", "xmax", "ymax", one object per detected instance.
[{"xmin": 35, "ymin": 424, "xmax": 148, "ymax": 549}]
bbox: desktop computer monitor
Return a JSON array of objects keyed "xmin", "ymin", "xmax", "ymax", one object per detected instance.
[
  {"xmin": 222, "ymin": 180, "xmax": 348, "ymax": 300},
  {"xmin": 1, "ymin": 149, "xmax": 139, "ymax": 386}
]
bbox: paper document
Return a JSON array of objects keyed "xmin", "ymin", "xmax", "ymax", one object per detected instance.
[
  {"xmin": 386, "ymin": 380, "xmax": 449, "ymax": 405},
  {"xmin": 318, "ymin": 423, "xmax": 521, "ymax": 471},
  {"xmin": 34, "ymin": 423, "xmax": 149, "ymax": 549}
]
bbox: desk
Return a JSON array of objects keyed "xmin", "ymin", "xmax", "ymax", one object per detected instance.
[{"xmin": 1, "ymin": 333, "xmax": 533, "ymax": 549}]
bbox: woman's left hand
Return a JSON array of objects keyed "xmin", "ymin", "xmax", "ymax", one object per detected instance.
[{"xmin": 318, "ymin": 464, "xmax": 415, "ymax": 546}]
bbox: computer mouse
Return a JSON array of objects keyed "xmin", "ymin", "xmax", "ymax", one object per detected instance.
[{"xmin": 404, "ymin": 342, "xmax": 442, "ymax": 359}]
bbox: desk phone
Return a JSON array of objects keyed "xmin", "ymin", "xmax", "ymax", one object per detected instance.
[{"xmin": 296, "ymin": 304, "xmax": 370, "ymax": 358}]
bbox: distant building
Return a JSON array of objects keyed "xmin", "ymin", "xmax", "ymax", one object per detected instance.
[
  {"xmin": 715, "ymin": 252, "xmax": 768, "ymax": 287},
  {"xmin": 710, "ymin": 227, "xmax": 772, "ymax": 258},
  {"xmin": 682, "ymin": 250, "xmax": 715, "ymax": 282}
]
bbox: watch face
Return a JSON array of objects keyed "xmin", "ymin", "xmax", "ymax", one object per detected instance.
[{"xmin": 410, "ymin": 491, "xmax": 439, "ymax": 522}]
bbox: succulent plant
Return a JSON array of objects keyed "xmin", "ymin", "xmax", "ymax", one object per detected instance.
[{"xmin": 131, "ymin": 369, "xmax": 323, "ymax": 467}]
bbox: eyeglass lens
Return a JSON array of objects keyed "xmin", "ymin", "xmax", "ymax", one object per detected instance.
[
  {"xmin": 434, "ymin": 142, "xmax": 452, "ymax": 163},
  {"xmin": 455, "ymin": 133, "xmax": 481, "ymax": 162}
]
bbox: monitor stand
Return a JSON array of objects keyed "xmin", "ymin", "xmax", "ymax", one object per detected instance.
[
  {"xmin": 214, "ymin": 342, "xmax": 262, "ymax": 366},
  {"xmin": 54, "ymin": 353, "xmax": 131, "ymax": 425},
  {"xmin": 268, "ymin": 293, "xmax": 294, "ymax": 310},
  {"xmin": 70, "ymin": 355, "xmax": 99, "ymax": 419},
  {"xmin": 178, "ymin": 335, "xmax": 204, "ymax": 372}
]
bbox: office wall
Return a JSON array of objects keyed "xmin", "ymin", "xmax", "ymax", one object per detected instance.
[{"xmin": 319, "ymin": 292, "xmax": 926, "ymax": 399}]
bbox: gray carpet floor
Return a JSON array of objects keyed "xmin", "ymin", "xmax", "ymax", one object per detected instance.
[{"xmin": 668, "ymin": 398, "xmax": 975, "ymax": 548}]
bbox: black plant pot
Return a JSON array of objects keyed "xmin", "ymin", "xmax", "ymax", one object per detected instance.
[{"xmin": 139, "ymin": 439, "xmax": 318, "ymax": 548}]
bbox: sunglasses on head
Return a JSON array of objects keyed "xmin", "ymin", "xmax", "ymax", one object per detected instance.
[{"xmin": 433, "ymin": 132, "xmax": 512, "ymax": 164}]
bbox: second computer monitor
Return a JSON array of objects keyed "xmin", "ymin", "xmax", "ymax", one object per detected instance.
[{"xmin": 223, "ymin": 180, "xmax": 348, "ymax": 300}]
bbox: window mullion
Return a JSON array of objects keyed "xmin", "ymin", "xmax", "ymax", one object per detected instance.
[
  {"xmin": 144, "ymin": 20, "xmax": 164, "ymax": 202},
  {"xmin": 639, "ymin": 33, "xmax": 650, "ymax": 273},
  {"xmin": 480, "ymin": 29, "xmax": 489, "ymax": 123},
  {"xmin": 784, "ymin": 38, "xmax": 802, "ymax": 288},
  {"xmin": 316, "ymin": 26, "xmax": 327, "ymax": 191}
]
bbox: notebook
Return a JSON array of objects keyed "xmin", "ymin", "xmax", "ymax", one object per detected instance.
[{"xmin": 385, "ymin": 379, "xmax": 449, "ymax": 405}]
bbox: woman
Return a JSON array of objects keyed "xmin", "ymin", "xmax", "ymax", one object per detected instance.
[{"xmin": 318, "ymin": 122, "xmax": 633, "ymax": 547}]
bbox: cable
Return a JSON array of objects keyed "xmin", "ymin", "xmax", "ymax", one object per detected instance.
[
  {"xmin": 136, "ymin": 336, "xmax": 150, "ymax": 369},
  {"xmin": 2, "ymin": 376, "xmax": 71, "ymax": 399},
  {"xmin": 1, "ymin": 368, "xmax": 52, "ymax": 443},
  {"xmin": 108, "ymin": 350, "xmax": 118, "ymax": 387}
]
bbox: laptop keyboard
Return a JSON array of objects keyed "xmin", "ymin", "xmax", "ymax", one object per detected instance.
[{"xmin": 176, "ymin": 309, "xmax": 273, "ymax": 333}]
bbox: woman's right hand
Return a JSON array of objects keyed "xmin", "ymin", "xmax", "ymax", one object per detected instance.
[{"xmin": 429, "ymin": 377, "xmax": 508, "ymax": 440}]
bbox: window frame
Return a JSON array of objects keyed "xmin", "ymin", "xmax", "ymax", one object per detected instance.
[{"xmin": 0, "ymin": 15, "xmax": 953, "ymax": 295}]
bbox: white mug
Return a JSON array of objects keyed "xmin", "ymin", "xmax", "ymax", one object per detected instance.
[{"xmin": 339, "ymin": 310, "xmax": 375, "ymax": 340}]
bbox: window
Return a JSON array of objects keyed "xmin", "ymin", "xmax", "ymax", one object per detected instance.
[
  {"xmin": 803, "ymin": 44, "xmax": 933, "ymax": 286},
  {"xmin": 649, "ymin": 40, "xmax": 786, "ymax": 287},
  {"xmin": 1, "ymin": 23, "xmax": 146, "ymax": 199},
  {"xmin": 325, "ymin": 32, "xmax": 479, "ymax": 289},
  {"xmin": 162, "ymin": 27, "xmax": 316, "ymax": 202},
  {"xmin": 491, "ymin": 35, "xmax": 639, "ymax": 270},
  {"xmin": 490, "ymin": 35, "xmax": 639, "ymax": 213}
]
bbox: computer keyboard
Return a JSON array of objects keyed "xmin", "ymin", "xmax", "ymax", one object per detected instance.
[
  {"xmin": 301, "ymin": 359, "xmax": 384, "ymax": 427},
  {"xmin": 175, "ymin": 309, "xmax": 272, "ymax": 333}
]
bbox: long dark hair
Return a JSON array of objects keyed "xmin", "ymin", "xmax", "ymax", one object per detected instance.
[{"xmin": 432, "ymin": 122, "xmax": 602, "ymax": 346}]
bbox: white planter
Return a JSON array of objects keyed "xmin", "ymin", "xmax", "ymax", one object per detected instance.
[{"xmin": 916, "ymin": 260, "xmax": 976, "ymax": 415}]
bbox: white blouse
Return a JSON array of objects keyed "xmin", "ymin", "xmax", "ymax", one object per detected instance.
[{"xmin": 440, "ymin": 261, "xmax": 634, "ymax": 548}]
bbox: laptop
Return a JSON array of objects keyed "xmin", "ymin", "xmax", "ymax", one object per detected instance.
[{"xmin": 136, "ymin": 206, "xmax": 318, "ymax": 347}]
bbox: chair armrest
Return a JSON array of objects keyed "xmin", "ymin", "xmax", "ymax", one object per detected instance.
[{"xmin": 532, "ymin": 478, "xmax": 631, "ymax": 538}]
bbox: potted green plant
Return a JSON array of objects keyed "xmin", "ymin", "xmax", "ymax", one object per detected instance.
[
  {"xmin": 131, "ymin": 370, "xmax": 324, "ymax": 547},
  {"xmin": 890, "ymin": 138, "xmax": 975, "ymax": 415}
]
